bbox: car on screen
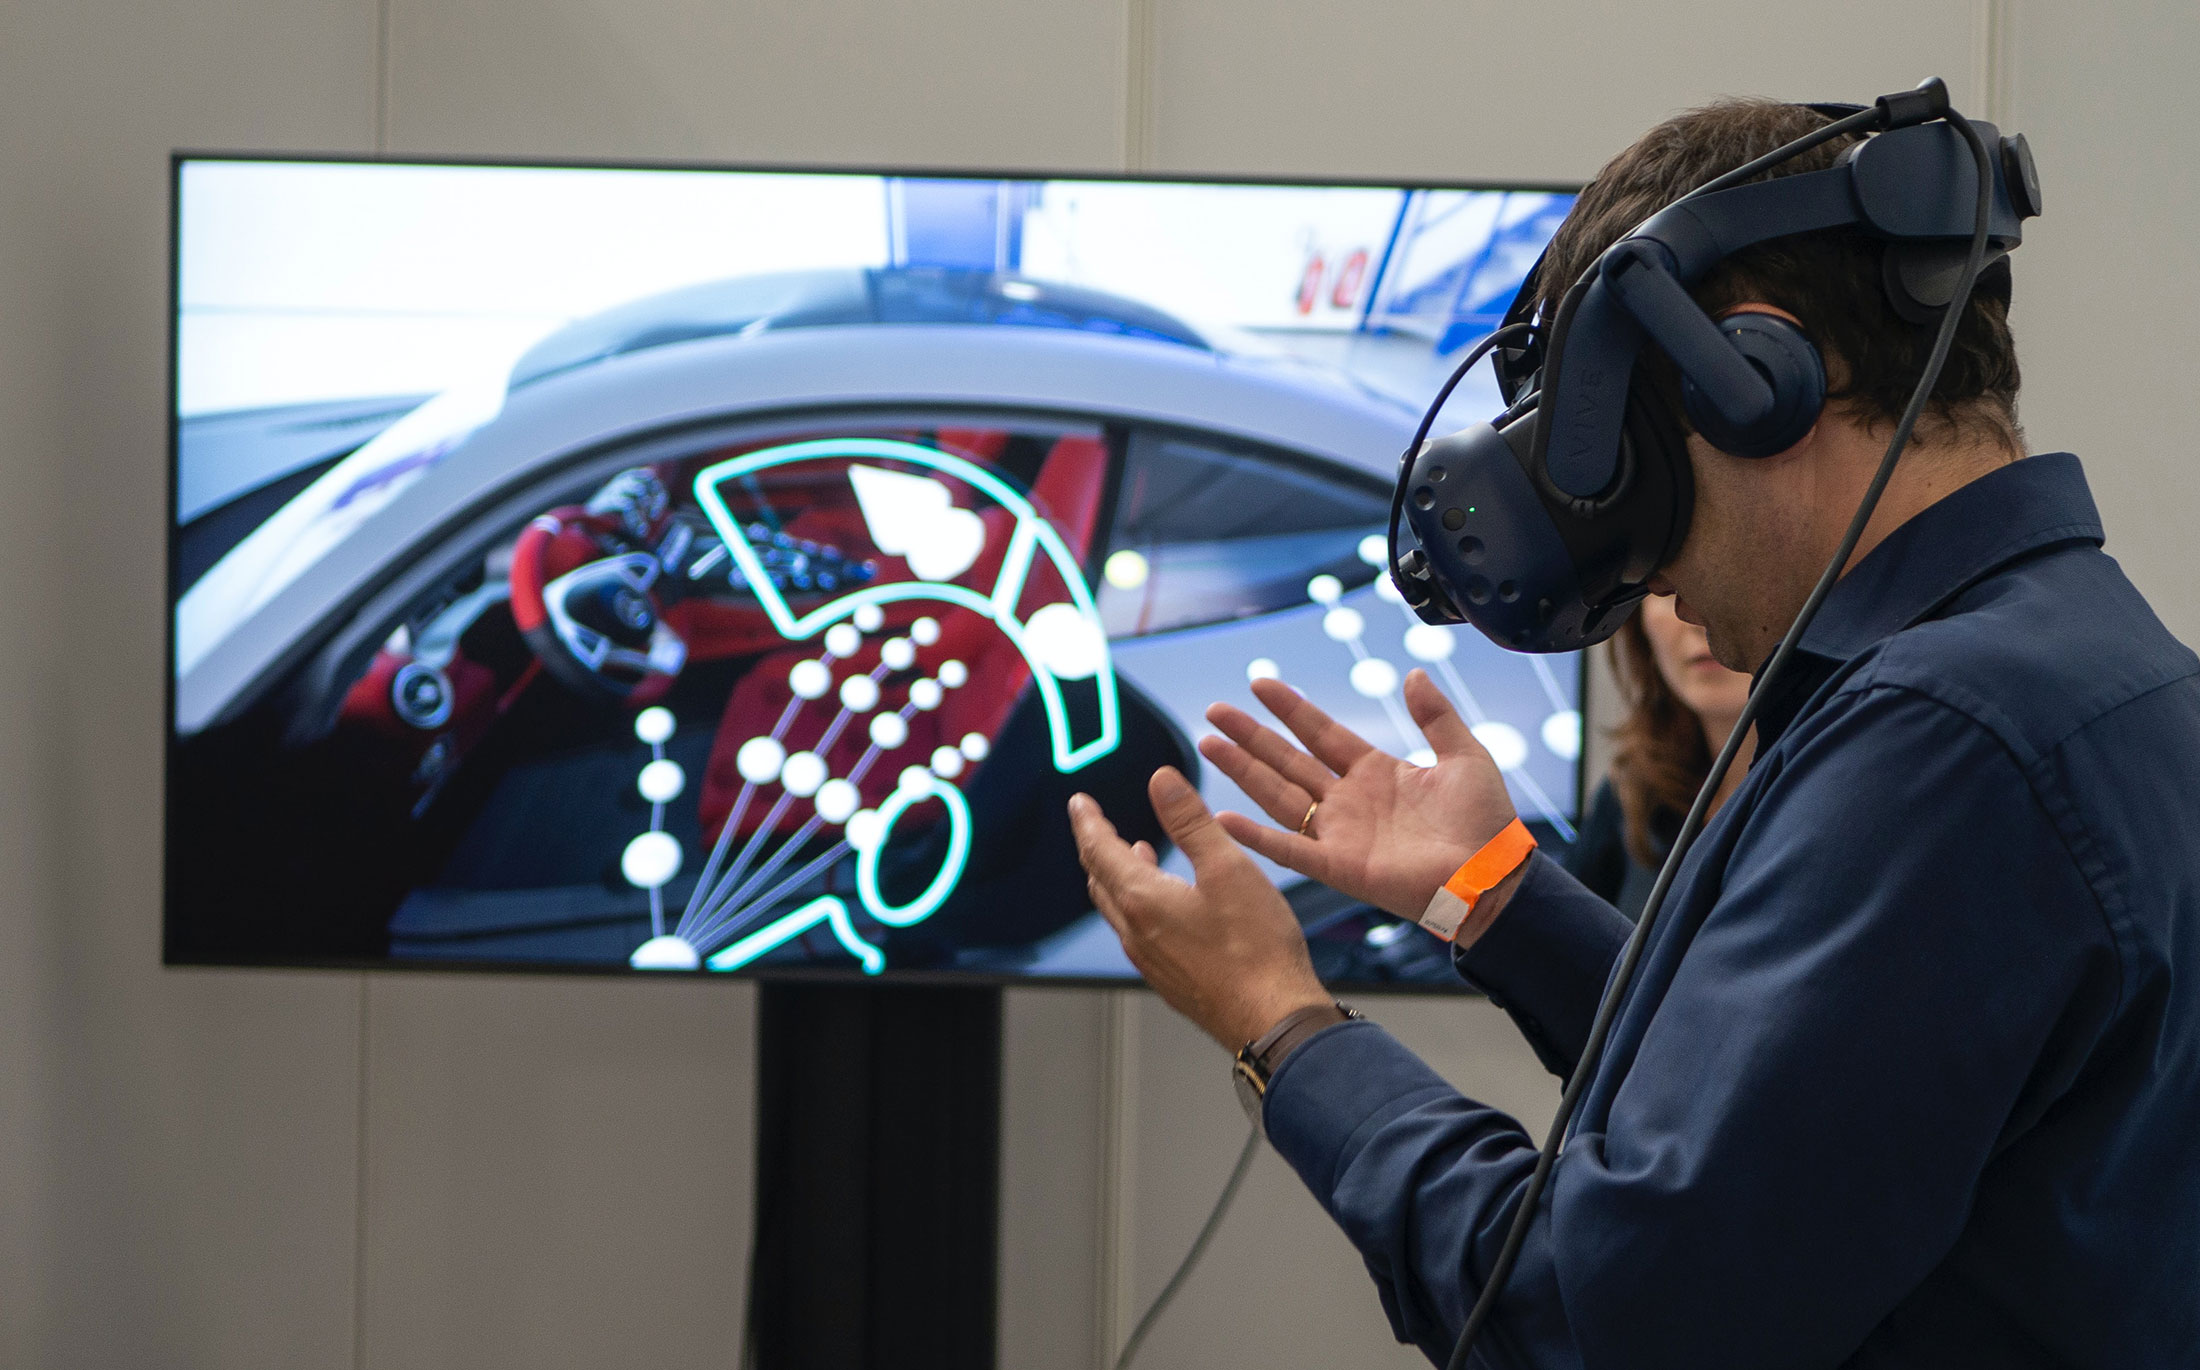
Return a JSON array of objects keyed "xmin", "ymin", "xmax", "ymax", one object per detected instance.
[{"xmin": 171, "ymin": 267, "xmax": 1575, "ymax": 983}]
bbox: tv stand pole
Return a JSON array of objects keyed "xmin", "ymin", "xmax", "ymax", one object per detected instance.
[{"xmin": 747, "ymin": 980, "xmax": 1002, "ymax": 1369}]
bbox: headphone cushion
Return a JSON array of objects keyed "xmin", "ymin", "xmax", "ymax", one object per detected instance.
[{"xmin": 1680, "ymin": 314, "xmax": 1827, "ymax": 459}]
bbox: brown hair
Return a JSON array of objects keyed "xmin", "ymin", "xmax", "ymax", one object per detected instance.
[
  {"xmin": 1606, "ymin": 615, "xmax": 1709, "ymax": 867},
  {"xmin": 1538, "ymin": 97, "xmax": 2023, "ymax": 450}
]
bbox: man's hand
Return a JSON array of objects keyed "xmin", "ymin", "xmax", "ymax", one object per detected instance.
[
  {"xmin": 1199, "ymin": 668, "xmax": 1524, "ymax": 940},
  {"xmin": 1069, "ymin": 767, "xmax": 1329, "ymax": 1050}
]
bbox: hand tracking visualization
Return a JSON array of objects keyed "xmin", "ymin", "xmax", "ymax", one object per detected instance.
[{"xmin": 166, "ymin": 161, "xmax": 1579, "ymax": 983}]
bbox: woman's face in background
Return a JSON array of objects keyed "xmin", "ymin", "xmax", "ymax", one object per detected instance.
[{"xmin": 1639, "ymin": 593, "xmax": 1752, "ymax": 730}]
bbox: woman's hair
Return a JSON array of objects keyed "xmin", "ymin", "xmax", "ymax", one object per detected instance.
[{"xmin": 1606, "ymin": 614, "xmax": 1711, "ymax": 868}]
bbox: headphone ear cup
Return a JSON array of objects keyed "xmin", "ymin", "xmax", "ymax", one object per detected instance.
[{"xmin": 1680, "ymin": 313, "xmax": 1827, "ymax": 459}]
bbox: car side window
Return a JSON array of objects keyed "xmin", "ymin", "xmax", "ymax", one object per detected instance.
[{"xmin": 1098, "ymin": 428, "xmax": 1387, "ymax": 637}]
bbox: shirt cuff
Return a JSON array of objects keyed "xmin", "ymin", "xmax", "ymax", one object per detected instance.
[
  {"xmin": 1262, "ymin": 1018, "xmax": 1455, "ymax": 1195},
  {"xmin": 1452, "ymin": 850, "xmax": 1630, "ymax": 1080}
]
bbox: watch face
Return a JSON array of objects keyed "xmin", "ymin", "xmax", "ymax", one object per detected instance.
[{"xmin": 1233, "ymin": 1058, "xmax": 1265, "ymax": 1132}]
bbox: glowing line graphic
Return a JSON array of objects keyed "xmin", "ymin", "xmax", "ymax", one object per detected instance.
[
  {"xmin": 692, "ymin": 438, "xmax": 1120, "ymax": 774},
  {"xmin": 633, "ymin": 437, "xmax": 1115, "ymax": 976},
  {"xmin": 706, "ymin": 896, "xmax": 884, "ymax": 976},
  {"xmin": 856, "ymin": 773, "xmax": 973, "ymax": 927}
]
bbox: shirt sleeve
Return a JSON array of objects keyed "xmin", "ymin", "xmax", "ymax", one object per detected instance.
[
  {"xmin": 1453, "ymin": 852, "xmax": 1632, "ymax": 1081},
  {"xmin": 1262, "ymin": 682, "xmax": 2116, "ymax": 1368}
]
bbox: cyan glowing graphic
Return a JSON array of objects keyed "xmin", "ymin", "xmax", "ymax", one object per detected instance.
[
  {"xmin": 693, "ymin": 438, "xmax": 1119, "ymax": 773},
  {"xmin": 627, "ymin": 437, "xmax": 1120, "ymax": 976}
]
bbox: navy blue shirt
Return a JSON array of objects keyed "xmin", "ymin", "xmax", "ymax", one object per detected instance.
[{"xmin": 1264, "ymin": 453, "xmax": 2200, "ymax": 1367}]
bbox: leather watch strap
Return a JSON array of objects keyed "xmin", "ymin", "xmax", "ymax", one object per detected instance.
[{"xmin": 1239, "ymin": 1002, "xmax": 1357, "ymax": 1092}]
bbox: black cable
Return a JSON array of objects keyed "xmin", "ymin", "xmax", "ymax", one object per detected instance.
[
  {"xmin": 1441, "ymin": 106, "xmax": 1997, "ymax": 1370},
  {"xmin": 1111, "ymin": 1124, "xmax": 1265, "ymax": 1370}
]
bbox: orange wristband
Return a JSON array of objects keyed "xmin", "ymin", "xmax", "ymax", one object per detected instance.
[{"xmin": 1418, "ymin": 818, "xmax": 1537, "ymax": 941}]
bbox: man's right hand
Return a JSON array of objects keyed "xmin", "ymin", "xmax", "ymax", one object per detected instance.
[{"xmin": 1198, "ymin": 668, "xmax": 1526, "ymax": 942}]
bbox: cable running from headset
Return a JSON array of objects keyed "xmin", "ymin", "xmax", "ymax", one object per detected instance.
[{"xmin": 1440, "ymin": 89, "xmax": 1999, "ymax": 1370}]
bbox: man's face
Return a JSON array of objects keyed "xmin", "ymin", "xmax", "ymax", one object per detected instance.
[
  {"xmin": 1650, "ymin": 432, "xmax": 1830, "ymax": 674},
  {"xmin": 1644, "ymin": 304, "xmax": 1848, "ymax": 675}
]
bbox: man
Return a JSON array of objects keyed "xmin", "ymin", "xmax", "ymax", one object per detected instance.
[{"xmin": 1069, "ymin": 98, "xmax": 2200, "ymax": 1366}]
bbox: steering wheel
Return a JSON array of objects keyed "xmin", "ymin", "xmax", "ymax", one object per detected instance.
[{"xmin": 510, "ymin": 506, "xmax": 687, "ymax": 705}]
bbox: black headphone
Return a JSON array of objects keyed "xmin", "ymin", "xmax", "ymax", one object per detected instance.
[{"xmin": 1388, "ymin": 79, "xmax": 2042, "ymax": 653}]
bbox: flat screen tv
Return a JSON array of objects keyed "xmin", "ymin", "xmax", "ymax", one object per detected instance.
[{"xmin": 167, "ymin": 155, "xmax": 1580, "ymax": 987}]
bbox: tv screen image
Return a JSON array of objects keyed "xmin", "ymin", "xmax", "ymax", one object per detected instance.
[{"xmin": 168, "ymin": 158, "xmax": 1579, "ymax": 986}]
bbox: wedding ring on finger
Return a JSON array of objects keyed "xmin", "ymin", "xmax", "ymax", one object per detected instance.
[{"xmin": 1299, "ymin": 799, "xmax": 1320, "ymax": 836}]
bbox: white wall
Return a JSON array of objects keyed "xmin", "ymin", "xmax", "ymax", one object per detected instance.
[{"xmin": 0, "ymin": 3, "xmax": 2189, "ymax": 1368}]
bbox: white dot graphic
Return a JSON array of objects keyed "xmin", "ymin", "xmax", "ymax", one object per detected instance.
[
  {"xmin": 825, "ymin": 622, "xmax": 862, "ymax": 658},
  {"xmin": 1472, "ymin": 721, "xmax": 1530, "ymax": 773},
  {"xmin": 788, "ymin": 659, "xmax": 831, "ymax": 700},
  {"xmin": 637, "ymin": 758, "xmax": 685, "ymax": 803},
  {"xmin": 1358, "ymin": 533, "xmax": 1388, "ymax": 567},
  {"xmin": 854, "ymin": 604, "xmax": 885, "ymax": 632},
  {"xmin": 939, "ymin": 660, "xmax": 968, "ymax": 688},
  {"xmin": 909, "ymin": 679, "xmax": 943, "ymax": 710},
  {"xmin": 1350, "ymin": 657, "xmax": 1400, "ymax": 698},
  {"xmin": 630, "ymin": 935, "xmax": 700, "ymax": 971},
  {"xmin": 1104, "ymin": 549, "xmax": 1150, "ymax": 590},
  {"xmin": 1323, "ymin": 606, "xmax": 1365, "ymax": 642},
  {"xmin": 1541, "ymin": 709, "xmax": 1583, "ymax": 761},
  {"xmin": 898, "ymin": 765, "xmax": 933, "ymax": 793},
  {"xmin": 1374, "ymin": 576, "xmax": 1406, "ymax": 605},
  {"xmin": 814, "ymin": 779, "xmax": 859, "ymax": 824},
  {"xmin": 781, "ymin": 751, "xmax": 827, "ymax": 797},
  {"xmin": 634, "ymin": 707, "xmax": 675, "ymax": 745},
  {"xmin": 911, "ymin": 616, "xmax": 940, "ymax": 646},
  {"xmin": 839, "ymin": 675, "xmax": 881, "ymax": 713},
  {"xmin": 880, "ymin": 636, "xmax": 915, "ymax": 670},
  {"xmin": 1024, "ymin": 602, "xmax": 1106, "ymax": 679},
  {"xmin": 869, "ymin": 712, "xmax": 909, "ymax": 750},
  {"xmin": 959, "ymin": 732, "xmax": 989, "ymax": 761},
  {"xmin": 931, "ymin": 746, "xmax": 965, "ymax": 778},
  {"xmin": 621, "ymin": 831, "xmax": 682, "ymax": 889},
  {"xmin": 1246, "ymin": 657, "xmax": 1280, "ymax": 682},
  {"xmin": 846, "ymin": 809, "xmax": 886, "ymax": 852},
  {"xmin": 1404, "ymin": 623, "xmax": 1457, "ymax": 662},
  {"xmin": 1307, "ymin": 573, "xmax": 1343, "ymax": 605},
  {"xmin": 736, "ymin": 736, "xmax": 786, "ymax": 784}
]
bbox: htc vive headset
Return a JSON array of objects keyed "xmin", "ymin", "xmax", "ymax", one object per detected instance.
[{"xmin": 1390, "ymin": 79, "xmax": 2043, "ymax": 651}]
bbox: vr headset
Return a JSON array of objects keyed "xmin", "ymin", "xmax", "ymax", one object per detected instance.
[{"xmin": 1389, "ymin": 79, "xmax": 2043, "ymax": 652}]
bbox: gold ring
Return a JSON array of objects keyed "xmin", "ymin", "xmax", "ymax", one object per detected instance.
[{"xmin": 1299, "ymin": 799, "xmax": 1319, "ymax": 836}]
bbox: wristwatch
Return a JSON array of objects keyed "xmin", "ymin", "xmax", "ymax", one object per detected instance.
[{"xmin": 1233, "ymin": 1001, "xmax": 1363, "ymax": 1133}]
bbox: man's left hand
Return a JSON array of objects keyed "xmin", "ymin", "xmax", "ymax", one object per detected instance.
[{"xmin": 1069, "ymin": 767, "xmax": 1330, "ymax": 1050}]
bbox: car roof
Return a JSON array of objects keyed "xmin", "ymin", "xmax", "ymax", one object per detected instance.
[
  {"xmin": 508, "ymin": 267, "xmax": 1216, "ymax": 390},
  {"xmin": 177, "ymin": 324, "xmax": 1416, "ymax": 733}
]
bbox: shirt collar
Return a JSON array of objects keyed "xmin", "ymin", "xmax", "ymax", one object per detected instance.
[
  {"xmin": 1794, "ymin": 451, "xmax": 2103, "ymax": 662},
  {"xmin": 1745, "ymin": 452, "xmax": 2102, "ymax": 748}
]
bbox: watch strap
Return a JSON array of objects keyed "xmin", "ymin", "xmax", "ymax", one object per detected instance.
[
  {"xmin": 1419, "ymin": 817, "xmax": 1537, "ymax": 941},
  {"xmin": 1237, "ymin": 1001, "xmax": 1358, "ymax": 1093}
]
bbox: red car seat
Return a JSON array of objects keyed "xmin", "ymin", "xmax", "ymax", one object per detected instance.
[{"xmin": 697, "ymin": 433, "xmax": 1108, "ymax": 843}]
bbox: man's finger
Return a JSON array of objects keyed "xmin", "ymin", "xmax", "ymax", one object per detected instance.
[
  {"xmin": 1249, "ymin": 677, "xmax": 1377, "ymax": 775},
  {"xmin": 1197, "ymin": 733, "xmax": 1316, "ymax": 830},
  {"xmin": 1403, "ymin": 668, "xmax": 1480, "ymax": 758},
  {"xmin": 1205, "ymin": 701, "xmax": 1336, "ymax": 795},
  {"xmin": 1087, "ymin": 871, "xmax": 1130, "ymax": 936},
  {"xmin": 1147, "ymin": 767, "xmax": 1241, "ymax": 876},
  {"xmin": 1068, "ymin": 793, "xmax": 1150, "ymax": 891},
  {"xmin": 1216, "ymin": 810, "xmax": 1325, "ymax": 879},
  {"xmin": 1131, "ymin": 840, "xmax": 1159, "ymax": 867}
]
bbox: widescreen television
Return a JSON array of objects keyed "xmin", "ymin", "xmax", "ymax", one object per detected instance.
[{"xmin": 167, "ymin": 155, "xmax": 1580, "ymax": 987}]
